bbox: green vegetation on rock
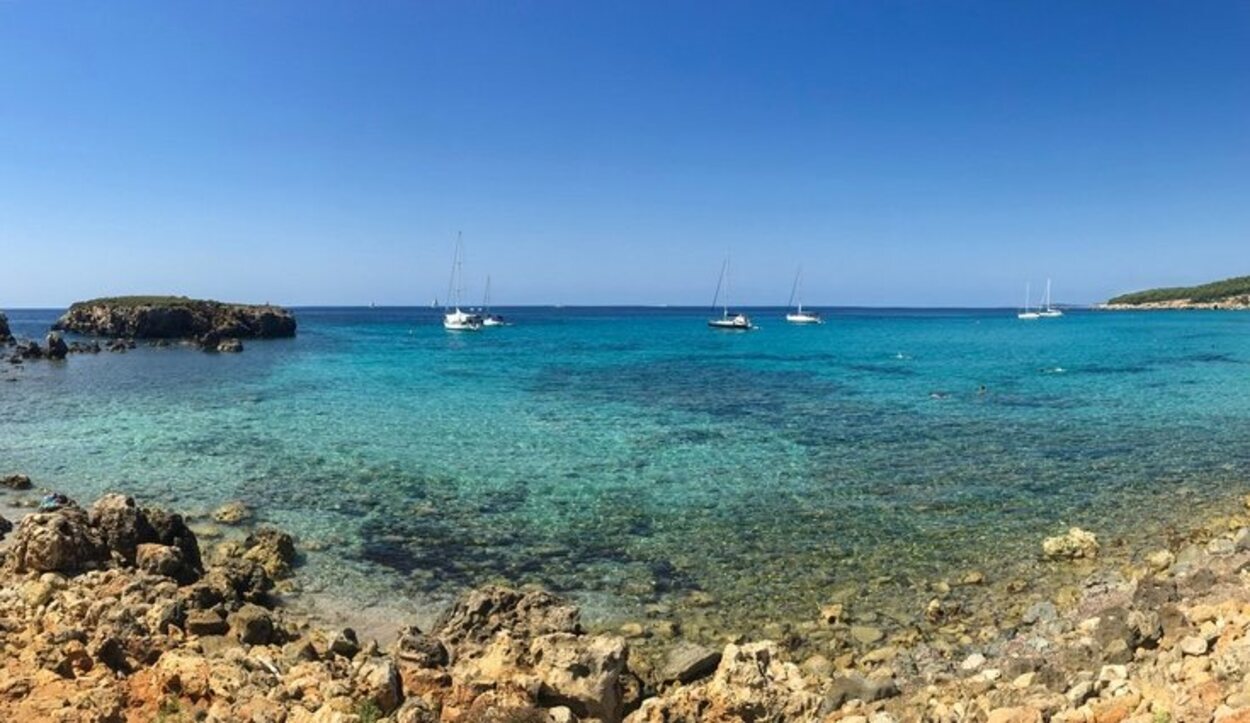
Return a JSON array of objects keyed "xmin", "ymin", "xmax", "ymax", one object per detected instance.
[{"xmin": 1108, "ymin": 275, "xmax": 1250, "ymax": 305}]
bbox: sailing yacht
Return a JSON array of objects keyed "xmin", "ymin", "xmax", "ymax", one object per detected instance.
[
  {"xmin": 1038, "ymin": 278, "xmax": 1063, "ymax": 318},
  {"xmin": 784, "ymin": 267, "xmax": 822, "ymax": 324},
  {"xmin": 480, "ymin": 275, "xmax": 507, "ymax": 327},
  {"xmin": 443, "ymin": 233, "xmax": 483, "ymax": 331},
  {"xmin": 708, "ymin": 257, "xmax": 755, "ymax": 330},
  {"xmin": 1017, "ymin": 282, "xmax": 1040, "ymax": 320}
]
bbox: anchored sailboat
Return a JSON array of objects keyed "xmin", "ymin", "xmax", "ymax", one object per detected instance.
[
  {"xmin": 443, "ymin": 233, "xmax": 483, "ymax": 331},
  {"xmin": 785, "ymin": 267, "xmax": 822, "ymax": 324},
  {"xmin": 1038, "ymin": 278, "xmax": 1063, "ymax": 318},
  {"xmin": 707, "ymin": 257, "xmax": 755, "ymax": 330},
  {"xmin": 1018, "ymin": 282, "xmax": 1040, "ymax": 320}
]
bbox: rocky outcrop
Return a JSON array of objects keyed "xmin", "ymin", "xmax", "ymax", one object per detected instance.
[
  {"xmin": 0, "ymin": 310, "xmax": 11, "ymax": 342},
  {"xmin": 1, "ymin": 473, "xmax": 33, "ymax": 490},
  {"xmin": 44, "ymin": 332, "xmax": 68, "ymax": 360},
  {"xmin": 52, "ymin": 296, "xmax": 296, "ymax": 340},
  {"xmin": 1042, "ymin": 527, "xmax": 1100, "ymax": 560}
]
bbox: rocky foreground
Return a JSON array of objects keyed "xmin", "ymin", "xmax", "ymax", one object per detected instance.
[
  {"xmin": 5, "ymin": 486, "xmax": 1250, "ymax": 721},
  {"xmin": 52, "ymin": 296, "xmax": 296, "ymax": 345}
]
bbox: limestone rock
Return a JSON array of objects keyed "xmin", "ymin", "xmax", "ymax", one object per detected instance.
[
  {"xmin": 1042, "ymin": 527, "xmax": 1099, "ymax": 560},
  {"xmin": 212, "ymin": 500, "xmax": 252, "ymax": 524},
  {"xmin": 434, "ymin": 585, "xmax": 581, "ymax": 661},
  {"xmin": 52, "ymin": 297, "xmax": 297, "ymax": 340},
  {"xmin": 659, "ymin": 641, "xmax": 722, "ymax": 684},
  {"xmin": 530, "ymin": 632, "xmax": 627, "ymax": 721},
  {"xmin": 228, "ymin": 603, "xmax": 275, "ymax": 645},
  {"xmin": 136, "ymin": 543, "xmax": 197, "ymax": 584},
  {"xmin": 354, "ymin": 657, "xmax": 403, "ymax": 714},
  {"xmin": 5, "ymin": 505, "xmax": 107, "ymax": 573},
  {"xmin": 242, "ymin": 526, "xmax": 298, "ymax": 579},
  {"xmin": 89, "ymin": 493, "xmax": 157, "ymax": 564}
]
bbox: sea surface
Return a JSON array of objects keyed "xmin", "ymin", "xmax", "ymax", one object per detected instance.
[{"xmin": 4, "ymin": 307, "xmax": 1250, "ymax": 635}]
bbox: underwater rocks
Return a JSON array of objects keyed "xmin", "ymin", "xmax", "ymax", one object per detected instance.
[
  {"xmin": 1, "ymin": 473, "xmax": 33, "ymax": 490},
  {"xmin": 211, "ymin": 499, "xmax": 252, "ymax": 524},
  {"xmin": 1042, "ymin": 527, "xmax": 1100, "ymax": 561},
  {"xmin": 53, "ymin": 295, "xmax": 297, "ymax": 341}
]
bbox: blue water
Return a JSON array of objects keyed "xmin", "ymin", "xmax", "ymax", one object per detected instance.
[{"xmin": 4, "ymin": 307, "xmax": 1250, "ymax": 632}]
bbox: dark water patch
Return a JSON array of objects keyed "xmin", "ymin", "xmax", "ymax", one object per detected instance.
[{"xmin": 844, "ymin": 363, "xmax": 917, "ymax": 377}]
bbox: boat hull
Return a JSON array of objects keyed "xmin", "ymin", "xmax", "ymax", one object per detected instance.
[{"xmin": 785, "ymin": 313, "xmax": 822, "ymax": 324}]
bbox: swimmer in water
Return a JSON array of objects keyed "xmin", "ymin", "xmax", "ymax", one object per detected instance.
[{"xmin": 977, "ymin": 385, "xmax": 987, "ymax": 396}]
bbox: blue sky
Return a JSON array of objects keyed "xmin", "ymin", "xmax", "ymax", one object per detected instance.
[{"xmin": 1, "ymin": 1, "xmax": 1247, "ymax": 307}]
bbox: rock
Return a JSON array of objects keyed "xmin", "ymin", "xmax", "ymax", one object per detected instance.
[
  {"xmin": 823, "ymin": 672, "xmax": 901, "ymax": 708},
  {"xmin": 89, "ymin": 493, "xmax": 158, "ymax": 564},
  {"xmin": 1146, "ymin": 549, "xmax": 1175, "ymax": 572},
  {"xmin": 820, "ymin": 602, "xmax": 845, "ymax": 624},
  {"xmin": 1180, "ymin": 635, "xmax": 1209, "ymax": 656},
  {"xmin": 5, "ymin": 505, "xmax": 107, "ymax": 573},
  {"xmin": 228, "ymin": 603, "xmax": 275, "ymax": 645},
  {"xmin": 242, "ymin": 526, "xmax": 297, "ymax": 579},
  {"xmin": 1042, "ymin": 527, "xmax": 1099, "ymax": 560},
  {"xmin": 52, "ymin": 297, "xmax": 297, "ymax": 340},
  {"xmin": 1207, "ymin": 538, "xmax": 1236, "ymax": 556},
  {"xmin": 353, "ymin": 657, "xmax": 403, "ymax": 715},
  {"xmin": 212, "ymin": 500, "xmax": 252, "ymax": 524},
  {"xmin": 531, "ymin": 632, "xmax": 627, "ymax": 721},
  {"xmin": 0, "ymin": 310, "xmax": 10, "ymax": 342},
  {"xmin": 392, "ymin": 627, "xmax": 449, "ymax": 669},
  {"xmin": 44, "ymin": 332, "xmax": 68, "ymax": 360},
  {"xmin": 136, "ymin": 543, "xmax": 197, "ymax": 583},
  {"xmin": 1, "ymin": 473, "xmax": 33, "ymax": 490},
  {"xmin": 186, "ymin": 608, "xmax": 229, "ymax": 636},
  {"xmin": 143, "ymin": 506, "xmax": 203, "ymax": 574},
  {"xmin": 0, "ymin": 514, "xmax": 10, "ymax": 539},
  {"xmin": 960, "ymin": 652, "xmax": 987, "ymax": 671},
  {"xmin": 660, "ymin": 641, "xmax": 722, "ymax": 684},
  {"xmin": 987, "ymin": 708, "xmax": 1043, "ymax": 723},
  {"xmin": 216, "ymin": 338, "xmax": 244, "ymax": 353},
  {"xmin": 434, "ymin": 585, "xmax": 581, "ymax": 660},
  {"xmin": 328, "ymin": 628, "xmax": 360, "ymax": 658},
  {"xmin": 850, "ymin": 625, "xmax": 885, "ymax": 645}
]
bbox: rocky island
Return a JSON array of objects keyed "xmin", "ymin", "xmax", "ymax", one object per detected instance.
[
  {"xmin": 52, "ymin": 296, "xmax": 297, "ymax": 344},
  {"xmin": 6, "ymin": 477, "xmax": 1250, "ymax": 722},
  {"xmin": 1100, "ymin": 275, "xmax": 1250, "ymax": 310}
]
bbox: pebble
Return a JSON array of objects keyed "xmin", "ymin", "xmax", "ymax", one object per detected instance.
[
  {"xmin": 960, "ymin": 653, "xmax": 986, "ymax": 671},
  {"xmin": 850, "ymin": 625, "xmax": 884, "ymax": 645},
  {"xmin": 1145, "ymin": 549, "xmax": 1175, "ymax": 572}
]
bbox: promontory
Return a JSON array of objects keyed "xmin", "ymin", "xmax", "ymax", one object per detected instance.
[
  {"xmin": 52, "ymin": 296, "xmax": 297, "ymax": 339},
  {"xmin": 1100, "ymin": 274, "xmax": 1250, "ymax": 310}
]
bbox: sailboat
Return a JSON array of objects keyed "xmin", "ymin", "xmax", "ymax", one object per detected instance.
[
  {"xmin": 707, "ymin": 257, "xmax": 755, "ymax": 330},
  {"xmin": 1017, "ymin": 282, "xmax": 1040, "ymax": 320},
  {"xmin": 481, "ymin": 275, "xmax": 507, "ymax": 327},
  {"xmin": 443, "ymin": 233, "xmax": 483, "ymax": 331},
  {"xmin": 1038, "ymin": 278, "xmax": 1063, "ymax": 318},
  {"xmin": 784, "ymin": 267, "xmax": 822, "ymax": 324}
]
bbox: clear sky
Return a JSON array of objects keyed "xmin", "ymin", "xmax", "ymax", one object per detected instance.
[{"xmin": 1, "ymin": 1, "xmax": 1247, "ymax": 308}]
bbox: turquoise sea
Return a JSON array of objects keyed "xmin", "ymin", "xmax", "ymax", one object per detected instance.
[{"xmin": 4, "ymin": 307, "xmax": 1250, "ymax": 634}]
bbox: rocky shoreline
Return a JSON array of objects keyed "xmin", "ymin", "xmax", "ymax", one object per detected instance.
[
  {"xmin": 1096, "ymin": 297, "xmax": 1250, "ymax": 311},
  {"xmin": 5, "ymin": 479, "xmax": 1250, "ymax": 721}
]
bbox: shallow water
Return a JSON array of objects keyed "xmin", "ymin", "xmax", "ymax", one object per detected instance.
[{"xmin": 3, "ymin": 307, "xmax": 1250, "ymax": 635}]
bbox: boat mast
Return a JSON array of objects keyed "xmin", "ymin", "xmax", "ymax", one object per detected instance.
[
  {"xmin": 788, "ymin": 267, "xmax": 803, "ymax": 313},
  {"xmin": 483, "ymin": 275, "xmax": 492, "ymax": 313},
  {"xmin": 711, "ymin": 258, "xmax": 728, "ymax": 317},
  {"xmin": 445, "ymin": 232, "xmax": 463, "ymax": 312},
  {"xmin": 1044, "ymin": 278, "xmax": 1052, "ymax": 311},
  {"xmin": 1024, "ymin": 282, "xmax": 1031, "ymax": 313}
]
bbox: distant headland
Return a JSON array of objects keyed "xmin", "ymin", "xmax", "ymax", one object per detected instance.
[
  {"xmin": 52, "ymin": 296, "xmax": 297, "ymax": 341},
  {"xmin": 1099, "ymin": 275, "xmax": 1250, "ymax": 310}
]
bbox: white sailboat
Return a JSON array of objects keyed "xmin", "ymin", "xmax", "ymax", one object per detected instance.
[
  {"xmin": 1018, "ymin": 282, "xmax": 1040, "ymax": 320},
  {"xmin": 784, "ymin": 267, "xmax": 822, "ymax": 324},
  {"xmin": 443, "ymin": 233, "xmax": 483, "ymax": 331},
  {"xmin": 1038, "ymin": 278, "xmax": 1063, "ymax": 318},
  {"xmin": 481, "ymin": 275, "xmax": 507, "ymax": 327},
  {"xmin": 708, "ymin": 257, "xmax": 755, "ymax": 330}
]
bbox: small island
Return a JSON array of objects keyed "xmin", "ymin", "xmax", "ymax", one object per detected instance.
[
  {"xmin": 52, "ymin": 296, "xmax": 297, "ymax": 341},
  {"xmin": 1100, "ymin": 275, "xmax": 1250, "ymax": 310}
]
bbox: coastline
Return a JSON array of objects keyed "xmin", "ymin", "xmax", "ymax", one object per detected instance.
[{"xmin": 6, "ymin": 476, "xmax": 1250, "ymax": 721}]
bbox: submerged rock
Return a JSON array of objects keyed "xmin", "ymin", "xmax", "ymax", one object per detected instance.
[
  {"xmin": 1042, "ymin": 527, "xmax": 1099, "ymax": 560},
  {"xmin": 1, "ymin": 473, "xmax": 33, "ymax": 490},
  {"xmin": 212, "ymin": 500, "xmax": 252, "ymax": 524}
]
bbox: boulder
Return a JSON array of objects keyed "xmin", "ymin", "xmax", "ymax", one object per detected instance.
[
  {"xmin": 0, "ymin": 514, "xmax": 11, "ymax": 539},
  {"xmin": 228, "ymin": 603, "xmax": 275, "ymax": 645},
  {"xmin": 1, "ymin": 473, "xmax": 33, "ymax": 490},
  {"xmin": 659, "ymin": 641, "xmax": 722, "ymax": 684},
  {"xmin": 353, "ymin": 657, "xmax": 404, "ymax": 715},
  {"xmin": 89, "ymin": 493, "xmax": 158, "ymax": 564},
  {"xmin": 0, "ymin": 310, "xmax": 10, "ymax": 342},
  {"xmin": 186, "ymin": 608, "xmax": 229, "ymax": 636},
  {"xmin": 136, "ymin": 543, "xmax": 198, "ymax": 584},
  {"xmin": 217, "ymin": 338, "xmax": 244, "ymax": 353},
  {"xmin": 627, "ymin": 642, "xmax": 824, "ymax": 723},
  {"xmin": 1042, "ymin": 527, "xmax": 1099, "ymax": 560},
  {"xmin": 530, "ymin": 632, "xmax": 627, "ymax": 721},
  {"xmin": 392, "ymin": 627, "xmax": 449, "ymax": 669},
  {"xmin": 144, "ymin": 506, "xmax": 203, "ymax": 574},
  {"xmin": 5, "ymin": 505, "xmax": 107, "ymax": 573},
  {"xmin": 212, "ymin": 500, "xmax": 252, "ymax": 525},
  {"xmin": 44, "ymin": 332, "xmax": 68, "ymax": 360},
  {"xmin": 434, "ymin": 585, "xmax": 582, "ymax": 661},
  {"xmin": 242, "ymin": 526, "xmax": 297, "ymax": 579}
]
